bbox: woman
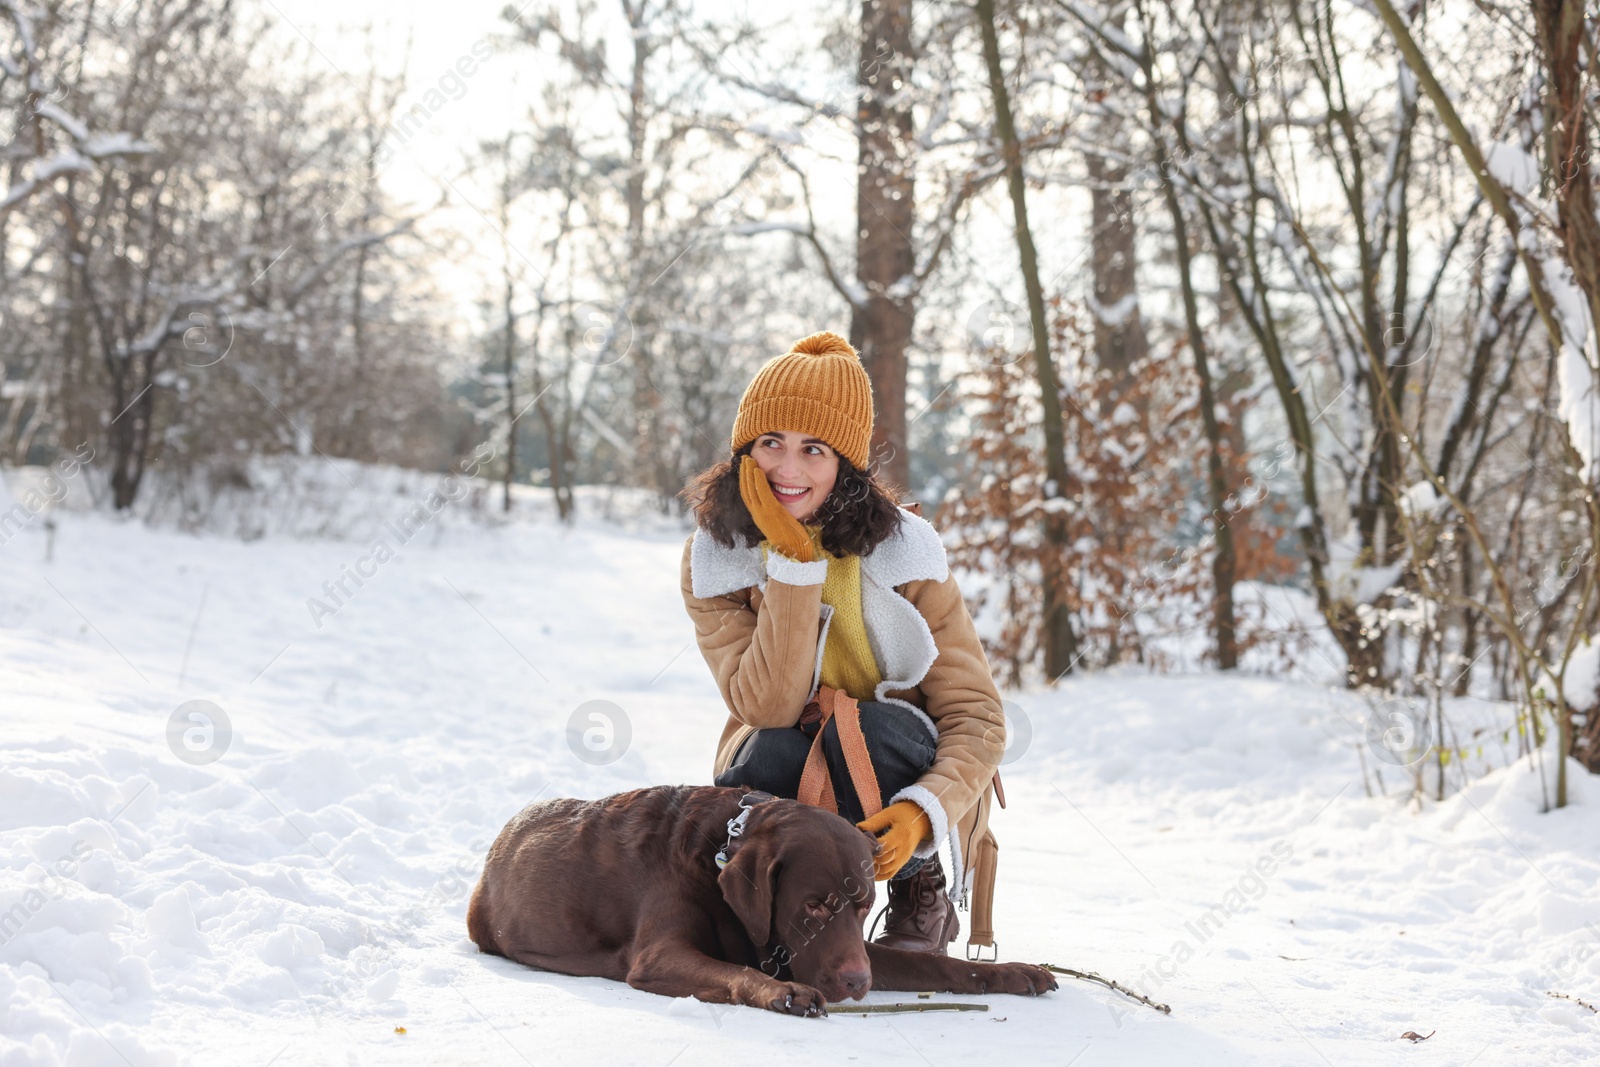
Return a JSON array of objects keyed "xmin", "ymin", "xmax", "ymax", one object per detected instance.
[{"xmin": 680, "ymin": 330, "xmax": 1006, "ymax": 957}]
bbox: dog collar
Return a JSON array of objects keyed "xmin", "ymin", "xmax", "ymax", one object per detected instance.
[{"xmin": 715, "ymin": 791, "xmax": 774, "ymax": 869}]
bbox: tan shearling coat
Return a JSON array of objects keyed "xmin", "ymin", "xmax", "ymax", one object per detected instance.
[{"xmin": 681, "ymin": 506, "xmax": 1006, "ymax": 948}]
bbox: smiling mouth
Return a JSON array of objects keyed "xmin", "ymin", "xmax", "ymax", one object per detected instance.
[{"xmin": 771, "ymin": 484, "xmax": 809, "ymax": 499}]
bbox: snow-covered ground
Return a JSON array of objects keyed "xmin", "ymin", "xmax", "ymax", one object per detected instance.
[{"xmin": 2, "ymin": 467, "xmax": 1596, "ymax": 1066}]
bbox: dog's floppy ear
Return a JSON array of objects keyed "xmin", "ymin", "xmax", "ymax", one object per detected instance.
[{"xmin": 718, "ymin": 828, "xmax": 779, "ymax": 948}]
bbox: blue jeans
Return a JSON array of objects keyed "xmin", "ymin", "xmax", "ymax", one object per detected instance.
[{"xmin": 714, "ymin": 700, "xmax": 938, "ymax": 881}]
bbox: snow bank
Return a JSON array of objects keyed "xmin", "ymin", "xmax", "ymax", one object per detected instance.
[{"xmin": 36, "ymin": 453, "xmax": 682, "ymax": 543}]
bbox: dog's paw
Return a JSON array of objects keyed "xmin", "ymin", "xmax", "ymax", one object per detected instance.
[
  {"xmin": 971, "ymin": 961, "xmax": 1058, "ymax": 996},
  {"xmin": 765, "ymin": 980, "xmax": 828, "ymax": 1018}
]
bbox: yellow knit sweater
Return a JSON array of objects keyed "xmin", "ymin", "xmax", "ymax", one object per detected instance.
[{"xmin": 764, "ymin": 529, "xmax": 882, "ymax": 702}]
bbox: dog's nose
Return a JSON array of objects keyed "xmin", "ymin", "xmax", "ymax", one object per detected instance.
[{"xmin": 840, "ymin": 966, "xmax": 871, "ymax": 998}]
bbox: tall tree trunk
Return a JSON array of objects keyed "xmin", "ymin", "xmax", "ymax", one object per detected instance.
[
  {"xmin": 106, "ymin": 348, "xmax": 155, "ymax": 511},
  {"xmin": 851, "ymin": 0, "xmax": 914, "ymax": 491},
  {"xmin": 1081, "ymin": 10, "xmax": 1151, "ymax": 667},
  {"xmin": 499, "ymin": 137, "xmax": 518, "ymax": 514},
  {"xmin": 67, "ymin": 189, "xmax": 153, "ymax": 512},
  {"xmin": 1082, "ymin": 10, "xmax": 1148, "ymax": 406},
  {"xmin": 532, "ymin": 347, "xmax": 574, "ymax": 523},
  {"xmin": 1143, "ymin": 81, "xmax": 1236, "ymax": 668},
  {"xmin": 1532, "ymin": 1, "xmax": 1600, "ymax": 356},
  {"xmin": 977, "ymin": 0, "xmax": 1080, "ymax": 677},
  {"xmin": 621, "ymin": 0, "xmax": 666, "ymax": 499},
  {"xmin": 1086, "ymin": 150, "xmax": 1148, "ymax": 403},
  {"xmin": 1530, "ymin": 0, "xmax": 1600, "ymax": 805},
  {"xmin": 501, "ymin": 276, "xmax": 517, "ymax": 513},
  {"xmin": 1191, "ymin": 0, "xmax": 1247, "ymax": 666}
]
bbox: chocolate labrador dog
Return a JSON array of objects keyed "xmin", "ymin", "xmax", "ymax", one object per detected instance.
[{"xmin": 467, "ymin": 785, "xmax": 1056, "ymax": 1016}]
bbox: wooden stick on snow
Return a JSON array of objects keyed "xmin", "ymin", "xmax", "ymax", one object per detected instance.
[{"xmin": 1044, "ymin": 964, "xmax": 1172, "ymax": 1014}]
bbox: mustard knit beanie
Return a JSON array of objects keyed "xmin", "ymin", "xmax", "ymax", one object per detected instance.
[{"xmin": 730, "ymin": 331, "xmax": 874, "ymax": 469}]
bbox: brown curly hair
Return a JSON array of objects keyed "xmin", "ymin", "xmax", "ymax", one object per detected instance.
[{"xmin": 682, "ymin": 444, "xmax": 904, "ymax": 558}]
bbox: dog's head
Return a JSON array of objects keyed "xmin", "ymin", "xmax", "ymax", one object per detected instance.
[{"xmin": 717, "ymin": 797, "xmax": 880, "ymax": 1002}]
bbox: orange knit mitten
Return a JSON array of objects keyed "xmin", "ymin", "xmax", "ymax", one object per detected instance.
[
  {"xmin": 857, "ymin": 800, "xmax": 933, "ymax": 881},
  {"xmin": 738, "ymin": 455, "xmax": 814, "ymax": 563}
]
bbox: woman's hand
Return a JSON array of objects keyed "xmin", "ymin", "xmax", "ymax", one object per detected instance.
[
  {"xmin": 739, "ymin": 455, "xmax": 815, "ymax": 562},
  {"xmin": 857, "ymin": 800, "xmax": 933, "ymax": 881}
]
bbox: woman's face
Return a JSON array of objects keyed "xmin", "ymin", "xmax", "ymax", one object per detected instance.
[{"xmin": 750, "ymin": 430, "xmax": 840, "ymax": 524}]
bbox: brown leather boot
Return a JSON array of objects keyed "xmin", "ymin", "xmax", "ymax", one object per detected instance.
[{"xmin": 873, "ymin": 855, "xmax": 960, "ymax": 954}]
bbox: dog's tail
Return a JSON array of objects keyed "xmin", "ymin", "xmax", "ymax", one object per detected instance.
[{"xmin": 465, "ymin": 878, "xmax": 501, "ymax": 956}]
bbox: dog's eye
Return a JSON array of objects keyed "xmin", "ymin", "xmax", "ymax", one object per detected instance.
[{"xmin": 804, "ymin": 901, "xmax": 832, "ymax": 919}]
